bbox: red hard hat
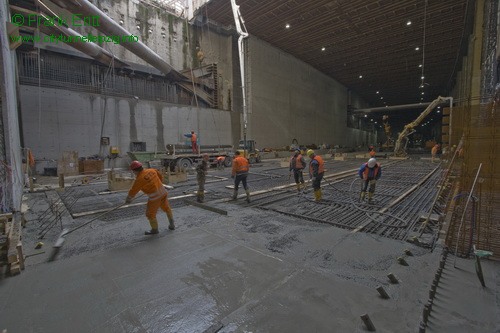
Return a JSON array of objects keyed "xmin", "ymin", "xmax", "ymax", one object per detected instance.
[{"xmin": 130, "ymin": 160, "xmax": 142, "ymax": 170}]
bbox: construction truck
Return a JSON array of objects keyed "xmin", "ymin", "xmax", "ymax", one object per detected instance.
[
  {"xmin": 394, "ymin": 96, "xmax": 452, "ymax": 157},
  {"xmin": 128, "ymin": 143, "xmax": 233, "ymax": 171},
  {"xmin": 238, "ymin": 140, "xmax": 261, "ymax": 164}
]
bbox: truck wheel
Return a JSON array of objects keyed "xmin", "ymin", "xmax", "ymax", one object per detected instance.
[
  {"xmin": 177, "ymin": 158, "xmax": 192, "ymax": 170},
  {"xmin": 256, "ymin": 156, "xmax": 261, "ymax": 163},
  {"xmin": 249, "ymin": 157, "xmax": 256, "ymax": 164},
  {"xmin": 223, "ymin": 156, "xmax": 232, "ymax": 167}
]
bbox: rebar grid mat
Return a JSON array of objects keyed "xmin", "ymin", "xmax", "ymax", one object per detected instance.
[
  {"xmin": 445, "ymin": 101, "xmax": 500, "ymax": 258},
  {"xmin": 240, "ymin": 160, "xmax": 443, "ymax": 241}
]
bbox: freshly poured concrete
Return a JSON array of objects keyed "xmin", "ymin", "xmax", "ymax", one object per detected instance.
[
  {"xmin": 2, "ymin": 202, "xmax": 499, "ymax": 332},
  {"xmin": 1, "ymin": 159, "xmax": 499, "ymax": 333}
]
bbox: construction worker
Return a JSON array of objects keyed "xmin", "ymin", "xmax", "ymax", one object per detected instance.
[
  {"xmin": 358, "ymin": 158, "xmax": 382, "ymax": 203},
  {"xmin": 231, "ymin": 150, "xmax": 250, "ymax": 202},
  {"xmin": 125, "ymin": 160, "xmax": 175, "ymax": 235},
  {"xmin": 184, "ymin": 131, "xmax": 198, "ymax": 154},
  {"xmin": 431, "ymin": 143, "xmax": 440, "ymax": 162},
  {"xmin": 368, "ymin": 145, "xmax": 376, "ymax": 157},
  {"xmin": 196, "ymin": 153, "xmax": 209, "ymax": 203},
  {"xmin": 216, "ymin": 155, "xmax": 225, "ymax": 170},
  {"xmin": 307, "ymin": 149, "xmax": 325, "ymax": 201},
  {"xmin": 289, "ymin": 149, "xmax": 306, "ymax": 192}
]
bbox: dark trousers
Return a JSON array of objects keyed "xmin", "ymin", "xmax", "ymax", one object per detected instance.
[
  {"xmin": 293, "ymin": 169, "xmax": 304, "ymax": 184},
  {"xmin": 312, "ymin": 173, "xmax": 324, "ymax": 190},
  {"xmin": 361, "ymin": 179, "xmax": 376, "ymax": 193},
  {"xmin": 234, "ymin": 173, "xmax": 248, "ymax": 191}
]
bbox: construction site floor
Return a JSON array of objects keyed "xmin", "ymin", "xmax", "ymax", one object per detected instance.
[{"xmin": 1, "ymin": 157, "xmax": 499, "ymax": 333}]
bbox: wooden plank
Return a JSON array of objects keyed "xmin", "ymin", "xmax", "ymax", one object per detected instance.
[{"xmin": 16, "ymin": 242, "xmax": 25, "ymax": 270}]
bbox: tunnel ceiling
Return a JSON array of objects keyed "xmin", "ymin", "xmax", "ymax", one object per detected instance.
[{"xmin": 200, "ymin": 0, "xmax": 473, "ymax": 110}]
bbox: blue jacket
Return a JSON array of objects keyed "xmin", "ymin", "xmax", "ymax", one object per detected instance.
[{"xmin": 358, "ymin": 163, "xmax": 382, "ymax": 180}]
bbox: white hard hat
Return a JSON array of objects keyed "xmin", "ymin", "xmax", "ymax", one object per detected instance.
[{"xmin": 367, "ymin": 158, "xmax": 377, "ymax": 168}]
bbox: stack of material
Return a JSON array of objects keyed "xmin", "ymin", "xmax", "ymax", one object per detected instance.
[{"xmin": 0, "ymin": 212, "xmax": 24, "ymax": 276}]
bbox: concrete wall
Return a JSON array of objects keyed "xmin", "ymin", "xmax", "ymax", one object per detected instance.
[
  {"xmin": 0, "ymin": 2, "xmax": 24, "ymax": 211},
  {"xmin": 246, "ymin": 37, "xmax": 374, "ymax": 149},
  {"xmin": 19, "ymin": 86, "xmax": 232, "ymax": 169}
]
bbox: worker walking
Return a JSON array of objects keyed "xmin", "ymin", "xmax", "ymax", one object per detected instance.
[
  {"xmin": 289, "ymin": 149, "xmax": 306, "ymax": 192},
  {"xmin": 196, "ymin": 153, "xmax": 209, "ymax": 203},
  {"xmin": 231, "ymin": 151, "xmax": 250, "ymax": 202},
  {"xmin": 184, "ymin": 130, "xmax": 198, "ymax": 154},
  {"xmin": 307, "ymin": 149, "xmax": 325, "ymax": 201},
  {"xmin": 358, "ymin": 158, "xmax": 382, "ymax": 204},
  {"xmin": 431, "ymin": 143, "xmax": 440, "ymax": 162},
  {"xmin": 125, "ymin": 160, "xmax": 175, "ymax": 235}
]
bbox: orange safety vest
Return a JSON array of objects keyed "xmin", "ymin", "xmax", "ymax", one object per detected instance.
[
  {"xmin": 290, "ymin": 154, "xmax": 304, "ymax": 169},
  {"xmin": 362, "ymin": 163, "xmax": 380, "ymax": 180},
  {"xmin": 309, "ymin": 155, "xmax": 324, "ymax": 175},
  {"xmin": 191, "ymin": 133, "xmax": 197, "ymax": 143},
  {"xmin": 232, "ymin": 156, "xmax": 249, "ymax": 175},
  {"xmin": 128, "ymin": 168, "xmax": 167, "ymax": 200}
]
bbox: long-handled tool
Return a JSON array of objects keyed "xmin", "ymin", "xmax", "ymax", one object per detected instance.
[{"xmin": 48, "ymin": 201, "xmax": 130, "ymax": 262}]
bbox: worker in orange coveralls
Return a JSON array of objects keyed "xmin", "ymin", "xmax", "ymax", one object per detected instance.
[
  {"xmin": 126, "ymin": 160, "xmax": 175, "ymax": 235},
  {"xmin": 184, "ymin": 131, "xmax": 198, "ymax": 154},
  {"xmin": 431, "ymin": 144, "xmax": 440, "ymax": 162}
]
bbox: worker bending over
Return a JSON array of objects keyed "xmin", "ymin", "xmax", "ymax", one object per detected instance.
[
  {"xmin": 358, "ymin": 158, "xmax": 382, "ymax": 204},
  {"xmin": 231, "ymin": 151, "xmax": 250, "ymax": 202},
  {"xmin": 126, "ymin": 161, "xmax": 175, "ymax": 235},
  {"xmin": 307, "ymin": 149, "xmax": 325, "ymax": 201},
  {"xmin": 196, "ymin": 153, "xmax": 209, "ymax": 203},
  {"xmin": 290, "ymin": 149, "xmax": 306, "ymax": 192},
  {"xmin": 216, "ymin": 155, "xmax": 225, "ymax": 170}
]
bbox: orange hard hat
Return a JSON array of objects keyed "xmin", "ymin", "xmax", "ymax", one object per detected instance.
[{"xmin": 130, "ymin": 160, "xmax": 142, "ymax": 170}]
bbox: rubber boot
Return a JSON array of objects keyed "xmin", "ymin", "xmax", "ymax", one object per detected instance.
[
  {"xmin": 296, "ymin": 184, "xmax": 301, "ymax": 192},
  {"xmin": 368, "ymin": 192, "xmax": 374, "ymax": 204},
  {"xmin": 360, "ymin": 192, "xmax": 366, "ymax": 201},
  {"xmin": 245, "ymin": 189, "xmax": 251, "ymax": 203},
  {"xmin": 197, "ymin": 190, "xmax": 204, "ymax": 203},
  {"xmin": 145, "ymin": 218, "xmax": 159, "ymax": 235},
  {"xmin": 314, "ymin": 189, "xmax": 321, "ymax": 202},
  {"xmin": 168, "ymin": 218, "xmax": 175, "ymax": 230},
  {"xmin": 232, "ymin": 189, "xmax": 238, "ymax": 200},
  {"xmin": 318, "ymin": 189, "xmax": 322, "ymax": 201}
]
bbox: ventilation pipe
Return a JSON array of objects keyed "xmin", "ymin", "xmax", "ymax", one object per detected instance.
[{"xmin": 47, "ymin": 0, "xmax": 186, "ymax": 81}]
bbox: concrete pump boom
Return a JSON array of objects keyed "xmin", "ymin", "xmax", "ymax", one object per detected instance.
[{"xmin": 393, "ymin": 96, "xmax": 453, "ymax": 157}]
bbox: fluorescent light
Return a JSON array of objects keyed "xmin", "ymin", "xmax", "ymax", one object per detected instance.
[
  {"xmin": 415, "ymin": 47, "xmax": 420, "ymax": 51},
  {"xmin": 285, "ymin": 23, "xmax": 290, "ymax": 29},
  {"xmin": 321, "ymin": 47, "xmax": 326, "ymax": 51},
  {"xmin": 406, "ymin": 21, "xmax": 412, "ymax": 26}
]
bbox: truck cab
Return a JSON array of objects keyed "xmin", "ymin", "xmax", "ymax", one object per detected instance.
[{"xmin": 238, "ymin": 140, "xmax": 261, "ymax": 164}]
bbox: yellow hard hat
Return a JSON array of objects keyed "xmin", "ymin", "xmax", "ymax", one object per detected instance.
[{"xmin": 306, "ymin": 149, "xmax": 315, "ymax": 157}]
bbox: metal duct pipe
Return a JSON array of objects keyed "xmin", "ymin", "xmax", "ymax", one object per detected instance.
[
  {"xmin": 47, "ymin": 0, "xmax": 186, "ymax": 81},
  {"xmin": 352, "ymin": 102, "xmax": 432, "ymax": 114}
]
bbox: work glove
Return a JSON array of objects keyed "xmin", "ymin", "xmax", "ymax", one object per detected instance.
[{"xmin": 125, "ymin": 197, "xmax": 132, "ymax": 204}]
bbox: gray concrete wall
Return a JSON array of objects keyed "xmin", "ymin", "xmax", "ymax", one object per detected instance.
[
  {"xmin": 246, "ymin": 37, "xmax": 373, "ymax": 149},
  {"xmin": 19, "ymin": 86, "xmax": 232, "ymax": 169},
  {"xmin": 0, "ymin": 2, "xmax": 24, "ymax": 211}
]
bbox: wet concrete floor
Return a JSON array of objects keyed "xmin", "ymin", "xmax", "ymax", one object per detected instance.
[{"xmin": 1, "ymin": 158, "xmax": 499, "ymax": 332}]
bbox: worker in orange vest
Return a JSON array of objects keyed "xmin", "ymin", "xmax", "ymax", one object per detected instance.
[
  {"xmin": 431, "ymin": 144, "xmax": 440, "ymax": 162},
  {"xmin": 216, "ymin": 155, "xmax": 225, "ymax": 170},
  {"xmin": 184, "ymin": 131, "xmax": 198, "ymax": 154},
  {"xmin": 126, "ymin": 160, "xmax": 175, "ymax": 235},
  {"xmin": 231, "ymin": 151, "xmax": 250, "ymax": 202},
  {"xmin": 290, "ymin": 149, "xmax": 306, "ymax": 192},
  {"xmin": 358, "ymin": 158, "xmax": 382, "ymax": 203},
  {"xmin": 368, "ymin": 145, "xmax": 376, "ymax": 157},
  {"xmin": 307, "ymin": 149, "xmax": 325, "ymax": 201}
]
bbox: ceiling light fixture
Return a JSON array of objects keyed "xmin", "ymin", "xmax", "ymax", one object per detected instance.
[
  {"xmin": 321, "ymin": 47, "xmax": 326, "ymax": 51},
  {"xmin": 359, "ymin": 75, "xmax": 363, "ymax": 78},
  {"xmin": 415, "ymin": 47, "xmax": 420, "ymax": 51},
  {"xmin": 376, "ymin": 91, "xmax": 379, "ymax": 94},
  {"xmin": 407, "ymin": 20, "xmax": 412, "ymax": 26},
  {"xmin": 285, "ymin": 23, "xmax": 290, "ymax": 29},
  {"xmin": 419, "ymin": 0, "xmax": 428, "ymax": 101}
]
